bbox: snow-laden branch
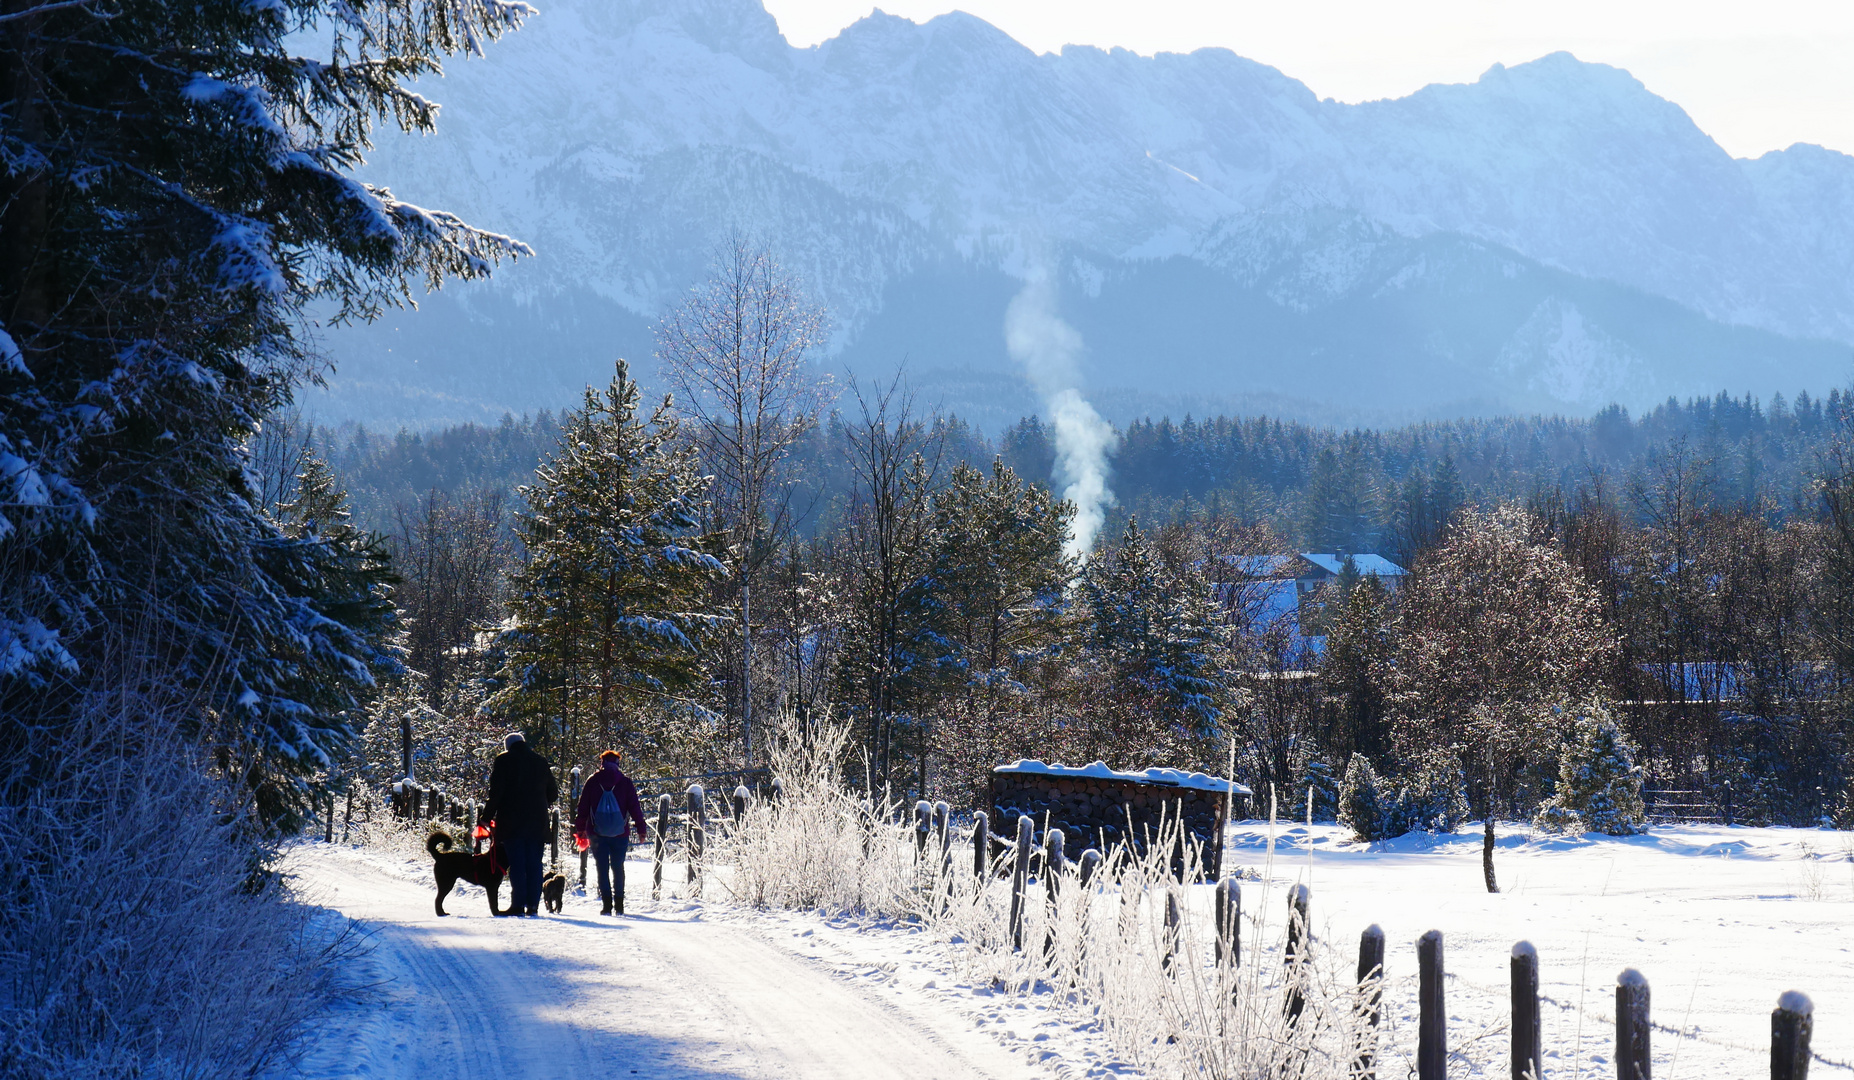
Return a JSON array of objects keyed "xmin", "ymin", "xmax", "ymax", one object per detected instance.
[{"xmin": 0, "ymin": 0, "xmax": 106, "ymax": 24}]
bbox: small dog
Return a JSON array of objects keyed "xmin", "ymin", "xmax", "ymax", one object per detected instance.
[
  {"xmin": 540, "ymin": 872, "xmax": 567, "ymax": 913},
  {"xmin": 427, "ymin": 831, "xmax": 506, "ymax": 917}
]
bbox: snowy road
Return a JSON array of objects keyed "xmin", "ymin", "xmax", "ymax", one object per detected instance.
[{"xmin": 287, "ymin": 846, "xmax": 1035, "ymax": 1080}]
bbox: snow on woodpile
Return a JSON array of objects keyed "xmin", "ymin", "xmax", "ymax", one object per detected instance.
[
  {"xmin": 993, "ymin": 758, "xmax": 1251, "ymax": 795},
  {"xmin": 989, "ymin": 759, "xmax": 1251, "ymax": 858}
]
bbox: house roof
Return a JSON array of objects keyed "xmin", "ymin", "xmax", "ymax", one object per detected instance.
[
  {"xmin": 1300, "ymin": 553, "xmax": 1407, "ymax": 577},
  {"xmin": 1212, "ymin": 554, "xmax": 1300, "ymax": 578}
]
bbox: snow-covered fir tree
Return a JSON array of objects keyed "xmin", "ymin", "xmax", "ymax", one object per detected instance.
[
  {"xmin": 1082, "ymin": 518, "xmax": 1229, "ymax": 752},
  {"xmin": 484, "ymin": 362, "xmax": 726, "ymax": 765},
  {"xmin": 0, "ymin": 0, "xmax": 528, "ymax": 828},
  {"xmin": 1535, "ymin": 708, "xmax": 1647, "ymax": 835},
  {"xmin": 909, "ymin": 458, "xmax": 1075, "ymax": 793},
  {"xmin": 1339, "ymin": 754, "xmax": 1390, "ymax": 841}
]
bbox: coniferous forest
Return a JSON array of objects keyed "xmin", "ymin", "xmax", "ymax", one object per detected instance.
[{"xmin": 296, "ymin": 352, "xmax": 1854, "ymax": 835}]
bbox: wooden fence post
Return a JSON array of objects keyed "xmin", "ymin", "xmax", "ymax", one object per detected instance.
[
  {"xmin": 1161, "ymin": 888, "xmax": 1182, "ymax": 972},
  {"xmin": 652, "ymin": 793, "xmax": 670, "ymax": 900},
  {"xmin": 934, "ymin": 801, "xmax": 951, "ymax": 862},
  {"xmin": 1215, "ymin": 877, "xmax": 1240, "ymax": 968},
  {"xmin": 1512, "ymin": 941, "xmax": 1541, "ymax": 1080},
  {"xmin": 972, "ymin": 810, "xmax": 990, "ymax": 878},
  {"xmin": 1078, "ymin": 848, "xmax": 1102, "ymax": 889},
  {"xmin": 549, "ymin": 809, "xmax": 559, "ymax": 868},
  {"xmin": 732, "ymin": 785, "xmax": 749, "ymax": 825},
  {"xmin": 1354, "ymin": 924, "xmax": 1385, "ymax": 1080},
  {"xmin": 1616, "ymin": 968, "xmax": 1651, "ymax": 1079},
  {"xmin": 1212, "ymin": 779, "xmax": 1230, "ymax": 881},
  {"xmin": 686, "ymin": 784, "xmax": 706, "ymax": 892},
  {"xmin": 1009, "ymin": 815, "xmax": 1033, "ymax": 951},
  {"xmin": 1285, "ymin": 883, "xmax": 1310, "ymax": 1023},
  {"xmin": 860, "ymin": 798, "xmax": 875, "ymax": 861},
  {"xmin": 1043, "ymin": 828, "xmax": 1066, "ymax": 960},
  {"xmin": 1418, "ymin": 930, "xmax": 1447, "ymax": 1080},
  {"xmin": 1772, "ymin": 990, "xmax": 1814, "ymax": 1080},
  {"xmin": 914, "ymin": 800, "xmax": 931, "ymax": 861},
  {"xmin": 399, "ymin": 712, "xmax": 412, "ymax": 785},
  {"xmin": 569, "ymin": 767, "xmax": 583, "ymax": 882}
]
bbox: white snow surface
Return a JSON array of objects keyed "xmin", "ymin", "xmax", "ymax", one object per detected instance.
[
  {"xmin": 1214, "ymin": 821, "xmax": 1854, "ymax": 1077},
  {"xmin": 281, "ymin": 842, "xmax": 1103, "ymax": 1078},
  {"xmin": 283, "ymin": 821, "xmax": 1854, "ymax": 1078},
  {"xmin": 995, "ymin": 758, "xmax": 1251, "ymax": 795}
]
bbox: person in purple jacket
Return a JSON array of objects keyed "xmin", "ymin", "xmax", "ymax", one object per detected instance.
[{"xmin": 573, "ymin": 750, "xmax": 650, "ymax": 915}]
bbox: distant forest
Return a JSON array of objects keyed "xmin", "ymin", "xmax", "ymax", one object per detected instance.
[{"xmin": 316, "ymin": 385, "xmax": 1853, "ymax": 560}]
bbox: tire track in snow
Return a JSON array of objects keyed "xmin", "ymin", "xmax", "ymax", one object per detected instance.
[{"xmin": 291, "ymin": 846, "xmax": 1031, "ymax": 1080}]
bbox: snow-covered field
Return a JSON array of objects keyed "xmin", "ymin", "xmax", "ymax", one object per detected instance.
[
  {"xmin": 1222, "ymin": 822, "xmax": 1854, "ymax": 1078},
  {"xmin": 282, "ymin": 822, "xmax": 1854, "ymax": 1079}
]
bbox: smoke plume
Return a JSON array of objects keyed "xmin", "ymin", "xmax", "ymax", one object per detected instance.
[{"xmin": 1004, "ymin": 274, "xmax": 1116, "ymax": 560}]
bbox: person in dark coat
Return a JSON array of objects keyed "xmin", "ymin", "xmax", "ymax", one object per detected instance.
[
  {"xmin": 483, "ymin": 730, "xmax": 558, "ymax": 916},
  {"xmin": 573, "ymin": 749, "xmax": 649, "ymax": 915}
]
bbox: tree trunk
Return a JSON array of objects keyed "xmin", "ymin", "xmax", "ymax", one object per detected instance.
[
  {"xmin": 1482, "ymin": 814, "xmax": 1499, "ymax": 893},
  {"xmin": 742, "ymin": 580, "xmax": 752, "ymax": 762}
]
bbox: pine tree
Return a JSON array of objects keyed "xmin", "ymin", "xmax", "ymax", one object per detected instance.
[
  {"xmin": 911, "ymin": 459, "xmax": 1074, "ymax": 696},
  {"xmin": 485, "ymin": 363, "xmax": 726, "ymax": 767},
  {"xmin": 1535, "ymin": 709, "xmax": 1647, "ymax": 835},
  {"xmin": 1339, "ymin": 754, "xmax": 1389, "ymax": 841},
  {"xmin": 1300, "ymin": 441, "xmax": 1376, "ymax": 552},
  {"xmin": 1083, "ymin": 517, "xmax": 1228, "ymax": 744},
  {"xmin": 1319, "ymin": 574, "xmax": 1394, "ymax": 760},
  {"xmin": 1300, "ymin": 757, "xmax": 1341, "ymax": 823},
  {"xmin": 0, "ymin": 0, "xmax": 529, "ymax": 828}
]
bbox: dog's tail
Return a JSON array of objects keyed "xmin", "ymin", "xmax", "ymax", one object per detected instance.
[{"xmin": 427, "ymin": 832, "xmax": 456, "ymax": 859}]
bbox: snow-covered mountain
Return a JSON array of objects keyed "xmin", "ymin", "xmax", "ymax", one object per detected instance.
[{"xmin": 313, "ymin": 0, "xmax": 1854, "ymax": 429}]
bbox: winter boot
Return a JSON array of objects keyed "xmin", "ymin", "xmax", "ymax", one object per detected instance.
[
  {"xmin": 599, "ymin": 889, "xmax": 612, "ymax": 916},
  {"xmin": 614, "ymin": 892, "xmax": 624, "ymax": 916}
]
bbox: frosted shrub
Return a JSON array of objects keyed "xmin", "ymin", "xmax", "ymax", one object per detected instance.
[
  {"xmin": 0, "ymin": 690, "xmax": 345, "ymax": 1078},
  {"xmin": 721, "ymin": 713, "xmax": 918, "ymax": 916},
  {"xmin": 1535, "ymin": 710, "xmax": 1646, "ymax": 835},
  {"xmin": 1391, "ymin": 751, "xmax": 1472, "ymax": 835}
]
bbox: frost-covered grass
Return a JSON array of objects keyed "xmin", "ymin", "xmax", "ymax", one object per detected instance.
[
  {"xmin": 707, "ymin": 717, "xmax": 1379, "ymax": 1079},
  {"xmin": 0, "ymin": 694, "xmax": 350, "ymax": 1079},
  {"xmin": 695, "ymin": 717, "xmax": 1854, "ymax": 1078}
]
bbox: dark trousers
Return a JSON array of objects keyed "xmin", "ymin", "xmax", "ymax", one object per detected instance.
[
  {"xmin": 504, "ymin": 836, "xmax": 545, "ymax": 913},
  {"xmin": 591, "ymin": 833, "xmax": 629, "ymax": 905}
]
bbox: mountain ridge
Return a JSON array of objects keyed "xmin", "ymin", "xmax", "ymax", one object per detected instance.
[{"xmin": 310, "ymin": 0, "xmax": 1854, "ymax": 430}]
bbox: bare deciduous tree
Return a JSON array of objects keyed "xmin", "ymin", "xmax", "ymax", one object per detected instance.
[
  {"xmin": 656, "ymin": 235, "xmax": 830, "ymax": 761},
  {"xmin": 393, "ymin": 489, "xmax": 512, "ymax": 712},
  {"xmin": 837, "ymin": 374, "xmax": 941, "ymax": 790}
]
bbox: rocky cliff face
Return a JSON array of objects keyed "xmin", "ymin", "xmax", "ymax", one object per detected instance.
[{"xmin": 314, "ymin": 0, "xmax": 1854, "ymax": 428}]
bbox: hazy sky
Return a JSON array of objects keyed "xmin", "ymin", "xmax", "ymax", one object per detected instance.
[{"xmin": 762, "ymin": 1, "xmax": 1854, "ymax": 159}]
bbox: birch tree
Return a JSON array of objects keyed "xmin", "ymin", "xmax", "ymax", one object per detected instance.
[{"xmin": 656, "ymin": 236, "xmax": 828, "ymax": 762}]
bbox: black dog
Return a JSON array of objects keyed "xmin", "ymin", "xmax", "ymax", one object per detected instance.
[
  {"xmin": 540, "ymin": 872, "xmax": 567, "ymax": 913},
  {"xmin": 427, "ymin": 831, "xmax": 506, "ymax": 917}
]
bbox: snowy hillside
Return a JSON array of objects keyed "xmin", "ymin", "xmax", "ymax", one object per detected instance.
[{"xmin": 312, "ymin": 0, "xmax": 1854, "ymax": 428}]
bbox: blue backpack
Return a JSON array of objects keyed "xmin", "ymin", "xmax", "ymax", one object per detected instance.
[{"xmin": 593, "ymin": 788, "xmax": 627, "ymax": 837}]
